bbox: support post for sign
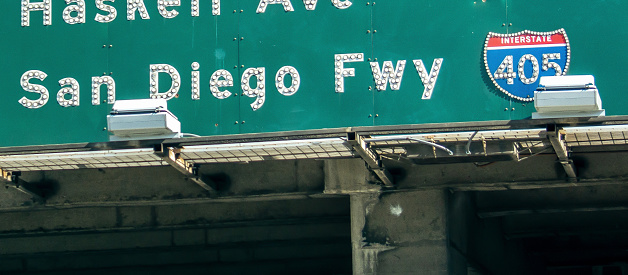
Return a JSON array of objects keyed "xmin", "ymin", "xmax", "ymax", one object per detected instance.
[
  {"xmin": 156, "ymin": 146, "xmax": 215, "ymax": 191},
  {"xmin": 346, "ymin": 132, "xmax": 394, "ymax": 187},
  {"xmin": 547, "ymin": 125, "xmax": 577, "ymax": 180},
  {"xmin": 1, "ymin": 169, "xmax": 45, "ymax": 203}
]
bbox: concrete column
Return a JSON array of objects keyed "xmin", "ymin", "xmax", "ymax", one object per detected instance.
[
  {"xmin": 324, "ymin": 160, "xmax": 456, "ymax": 274},
  {"xmin": 350, "ymin": 193, "xmax": 391, "ymax": 275},
  {"xmin": 350, "ymin": 190, "xmax": 453, "ymax": 275},
  {"xmin": 324, "ymin": 159, "xmax": 380, "ymax": 194}
]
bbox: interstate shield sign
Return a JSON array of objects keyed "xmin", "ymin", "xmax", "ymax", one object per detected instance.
[{"xmin": 483, "ymin": 29, "xmax": 571, "ymax": 101}]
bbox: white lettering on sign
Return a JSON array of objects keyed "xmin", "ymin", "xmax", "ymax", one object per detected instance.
[
  {"xmin": 493, "ymin": 55, "xmax": 515, "ymax": 85},
  {"xmin": 91, "ymin": 76, "xmax": 116, "ymax": 105},
  {"xmin": 367, "ymin": 58, "xmax": 443, "ymax": 98},
  {"xmin": 542, "ymin": 53, "xmax": 562, "ymax": 76},
  {"xmin": 21, "ymin": 0, "xmax": 52, "ymax": 26},
  {"xmin": 500, "ymin": 36, "xmax": 552, "ymax": 44},
  {"xmin": 150, "ymin": 64, "xmax": 181, "ymax": 100},
  {"xmin": 210, "ymin": 69, "xmax": 234, "ymax": 99},
  {"xmin": 209, "ymin": 0, "xmax": 218, "ymax": 16},
  {"xmin": 157, "ymin": 0, "xmax": 180, "ymax": 19},
  {"xmin": 242, "ymin": 68, "xmax": 266, "ymax": 111},
  {"xmin": 191, "ymin": 62, "xmax": 201, "ymax": 100},
  {"xmin": 303, "ymin": 0, "xmax": 318, "ymax": 10},
  {"xmin": 95, "ymin": 0, "xmax": 116, "ymax": 23},
  {"xmin": 191, "ymin": 0, "xmax": 200, "ymax": 16},
  {"xmin": 334, "ymin": 53, "xmax": 364, "ymax": 93},
  {"xmin": 22, "ymin": 0, "xmax": 355, "ymax": 26},
  {"xmin": 18, "ymin": 57, "xmax": 444, "ymax": 110},
  {"xmin": 19, "ymin": 70, "xmax": 49, "ymax": 109},
  {"xmin": 275, "ymin": 66, "xmax": 300, "ymax": 96},
  {"xmin": 414, "ymin": 58, "xmax": 443, "ymax": 100},
  {"xmin": 127, "ymin": 0, "xmax": 150, "ymax": 20},
  {"xmin": 63, "ymin": 0, "xmax": 86, "ymax": 25},
  {"xmin": 331, "ymin": 0, "xmax": 351, "ymax": 9},
  {"xmin": 257, "ymin": 0, "xmax": 295, "ymax": 13},
  {"xmin": 370, "ymin": 60, "xmax": 406, "ymax": 91},
  {"xmin": 518, "ymin": 54, "xmax": 539, "ymax": 85},
  {"xmin": 256, "ymin": 0, "xmax": 350, "ymax": 13},
  {"xmin": 57, "ymin": 77, "xmax": 80, "ymax": 107},
  {"xmin": 494, "ymin": 53, "xmax": 562, "ymax": 85}
]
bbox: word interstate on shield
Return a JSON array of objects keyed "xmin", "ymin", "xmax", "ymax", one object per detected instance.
[{"xmin": 19, "ymin": 56, "xmax": 444, "ymax": 111}]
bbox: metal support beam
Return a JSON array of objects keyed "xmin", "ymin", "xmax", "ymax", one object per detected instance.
[
  {"xmin": 478, "ymin": 206, "xmax": 628, "ymax": 219},
  {"xmin": 346, "ymin": 133, "xmax": 394, "ymax": 187},
  {"xmin": 1, "ymin": 169, "xmax": 45, "ymax": 203},
  {"xmin": 547, "ymin": 125, "xmax": 577, "ymax": 179},
  {"xmin": 157, "ymin": 146, "xmax": 215, "ymax": 191}
]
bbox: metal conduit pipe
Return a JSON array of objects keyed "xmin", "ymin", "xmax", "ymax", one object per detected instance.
[
  {"xmin": 465, "ymin": 131, "xmax": 479, "ymax": 155},
  {"xmin": 364, "ymin": 137, "xmax": 454, "ymax": 156}
]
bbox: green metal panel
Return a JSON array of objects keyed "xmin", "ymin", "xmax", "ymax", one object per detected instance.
[
  {"xmin": 0, "ymin": 1, "xmax": 108, "ymax": 146},
  {"xmin": 238, "ymin": 0, "xmax": 373, "ymax": 133},
  {"xmin": 0, "ymin": 0, "xmax": 626, "ymax": 147},
  {"xmin": 106, "ymin": 0, "xmax": 240, "ymax": 136},
  {"xmin": 205, "ymin": 0, "xmax": 242, "ymax": 135},
  {"xmin": 506, "ymin": 0, "xmax": 628, "ymax": 117},
  {"xmin": 372, "ymin": 0, "xmax": 516, "ymax": 125}
]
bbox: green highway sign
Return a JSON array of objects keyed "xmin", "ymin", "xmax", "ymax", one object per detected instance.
[{"xmin": 1, "ymin": 0, "xmax": 626, "ymax": 147}]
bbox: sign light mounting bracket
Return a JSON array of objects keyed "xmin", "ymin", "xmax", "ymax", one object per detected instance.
[
  {"xmin": 547, "ymin": 125, "xmax": 577, "ymax": 180},
  {"xmin": 156, "ymin": 146, "xmax": 215, "ymax": 192},
  {"xmin": 346, "ymin": 133, "xmax": 394, "ymax": 187},
  {"xmin": 1, "ymin": 170, "xmax": 45, "ymax": 204}
]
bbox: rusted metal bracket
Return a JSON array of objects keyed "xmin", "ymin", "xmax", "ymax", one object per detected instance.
[
  {"xmin": 156, "ymin": 146, "xmax": 215, "ymax": 191},
  {"xmin": 1, "ymin": 169, "xmax": 45, "ymax": 203},
  {"xmin": 547, "ymin": 125, "xmax": 577, "ymax": 180},
  {"xmin": 346, "ymin": 132, "xmax": 394, "ymax": 187}
]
